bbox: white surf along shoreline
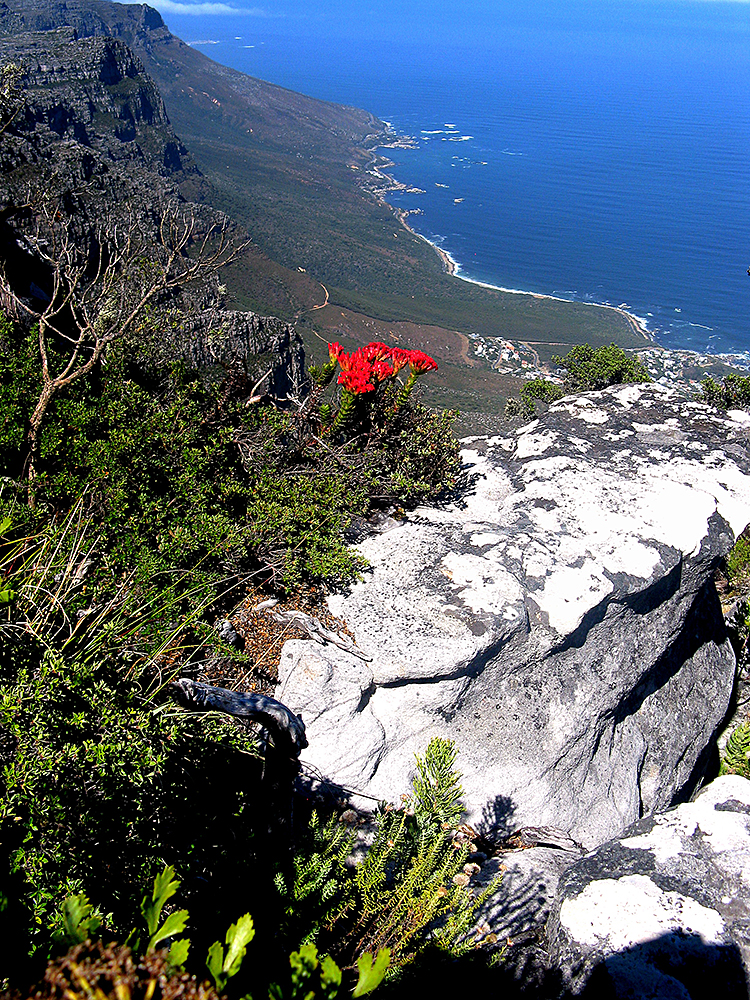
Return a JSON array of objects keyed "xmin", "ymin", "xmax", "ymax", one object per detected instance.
[
  {"xmin": 365, "ymin": 136, "xmax": 654, "ymax": 345},
  {"xmin": 363, "ymin": 131, "xmax": 750, "ymax": 372}
]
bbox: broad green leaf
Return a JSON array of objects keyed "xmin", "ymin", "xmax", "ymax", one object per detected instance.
[
  {"xmin": 352, "ymin": 949, "xmax": 390, "ymax": 997},
  {"xmin": 206, "ymin": 939, "xmax": 225, "ymax": 990},
  {"xmin": 141, "ymin": 864, "xmax": 180, "ymax": 937},
  {"xmin": 0, "ymin": 517, "xmax": 11, "ymax": 536},
  {"xmin": 319, "ymin": 954, "xmax": 342, "ymax": 996},
  {"xmin": 54, "ymin": 893, "xmax": 103, "ymax": 947},
  {"xmin": 0, "ymin": 585, "xmax": 14, "ymax": 604},
  {"xmin": 222, "ymin": 912, "xmax": 255, "ymax": 977},
  {"xmin": 290, "ymin": 943, "xmax": 319, "ymax": 991},
  {"xmin": 148, "ymin": 908, "xmax": 189, "ymax": 952},
  {"xmin": 168, "ymin": 938, "xmax": 190, "ymax": 969}
]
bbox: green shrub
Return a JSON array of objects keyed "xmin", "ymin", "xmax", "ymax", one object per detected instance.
[
  {"xmin": 553, "ymin": 342, "xmax": 652, "ymax": 392},
  {"xmin": 519, "ymin": 379, "xmax": 565, "ymax": 415},
  {"xmin": 0, "ymin": 516, "xmax": 267, "ymax": 977},
  {"xmin": 721, "ymin": 721, "xmax": 750, "ymax": 779},
  {"xmin": 505, "ymin": 343, "xmax": 651, "ymax": 419},
  {"xmin": 0, "ymin": 638, "xmax": 266, "ymax": 968},
  {"xmin": 0, "ymin": 320, "xmax": 458, "ymax": 595},
  {"xmin": 727, "ymin": 533, "xmax": 750, "ymax": 592},
  {"xmin": 279, "ymin": 739, "xmax": 500, "ymax": 975},
  {"xmin": 701, "ymin": 373, "xmax": 750, "ymax": 411}
]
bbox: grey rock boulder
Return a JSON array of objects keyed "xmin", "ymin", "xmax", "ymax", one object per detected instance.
[
  {"xmin": 277, "ymin": 640, "xmax": 385, "ymax": 790},
  {"xmin": 546, "ymin": 774, "xmax": 750, "ymax": 997},
  {"xmin": 278, "ymin": 384, "xmax": 750, "ymax": 847}
]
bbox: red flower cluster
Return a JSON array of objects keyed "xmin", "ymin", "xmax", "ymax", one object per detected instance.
[
  {"xmin": 406, "ymin": 349, "xmax": 439, "ymax": 375},
  {"xmin": 329, "ymin": 342, "xmax": 438, "ymax": 395}
]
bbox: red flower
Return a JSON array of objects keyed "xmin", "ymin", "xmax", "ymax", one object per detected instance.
[
  {"xmin": 388, "ymin": 348, "xmax": 411, "ymax": 373},
  {"xmin": 336, "ymin": 349, "xmax": 355, "ymax": 373},
  {"xmin": 407, "ymin": 350, "xmax": 438, "ymax": 374},
  {"xmin": 328, "ymin": 342, "xmax": 344, "ymax": 364},
  {"xmin": 338, "ymin": 370, "xmax": 375, "ymax": 393},
  {"xmin": 371, "ymin": 359, "xmax": 394, "ymax": 381},
  {"xmin": 357, "ymin": 342, "xmax": 392, "ymax": 364}
]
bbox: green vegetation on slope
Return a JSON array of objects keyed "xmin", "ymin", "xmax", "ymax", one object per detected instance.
[
  {"xmin": 0, "ymin": 320, "xmax": 457, "ymax": 594},
  {"xmin": 701, "ymin": 373, "xmax": 750, "ymax": 410},
  {"xmin": 0, "ymin": 511, "xmax": 495, "ymax": 989}
]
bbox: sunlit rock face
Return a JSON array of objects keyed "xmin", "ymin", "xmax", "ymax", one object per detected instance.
[
  {"xmin": 546, "ymin": 775, "xmax": 750, "ymax": 996},
  {"xmin": 279, "ymin": 384, "xmax": 750, "ymax": 847}
]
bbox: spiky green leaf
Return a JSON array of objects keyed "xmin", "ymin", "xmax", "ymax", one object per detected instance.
[
  {"xmin": 148, "ymin": 908, "xmax": 189, "ymax": 952},
  {"xmin": 222, "ymin": 912, "xmax": 255, "ymax": 978},
  {"xmin": 206, "ymin": 940, "xmax": 225, "ymax": 991},
  {"xmin": 141, "ymin": 864, "xmax": 180, "ymax": 937},
  {"xmin": 168, "ymin": 938, "xmax": 191, "ymax": 969},
  {"xmin": 53, "ymin": 893, "xmax": 103, "ymax": 947}
]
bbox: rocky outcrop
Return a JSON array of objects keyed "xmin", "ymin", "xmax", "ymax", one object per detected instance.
[
  {"xmin": 0, "ymin": 28, "xmax": 304, "ymax": 391},
  {"xmin": 178, "ymin": 308, "xmax": 304, "ymax": 400},
  {"xmin": 278, "ymin": 384, "xmax": 750, "ymax": 848},
  {"xmin": 0, "ymin": 0, "xmax": 383, "ymax": 152},
  {"xmin": 546, "ymin": 774, "xmax": 750, "ymax": 997},
  {"xmin": 0, "ymin": 29, "xmax": 203, "ymax": 205}
]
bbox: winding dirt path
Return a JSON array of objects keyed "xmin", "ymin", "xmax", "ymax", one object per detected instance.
[{"xmin": 309, "ymin": 283, "xmax": 329, "ymax": 311}]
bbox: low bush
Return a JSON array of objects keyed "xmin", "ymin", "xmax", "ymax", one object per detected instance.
[
  {"xmin": 0, "ymin": 318, "xmax": 458, "ymax": 595},
  {"xmin": 701, "ymin": 373, "xmax": 750, "ymax": 410},
  {"xmin": 0, "ymin": 516, "xmax": 266, "ymax": 981},
  {"xmin": 553, "ymin": 342, "xmax": 651, "ymax": 392},
  {"xmin": 720, "ymin": 721, "xmax": 750, "ymax": 780},
  {"xmin": 519, "ymin": 378, "xmax": 565, "ymax": 413},
  {"xmin": 505, "ymin": 342, "xmax": 651, "ymax": 418},
  {"xmin": 279, "ymin": 739, "xmax": 497, "ymax": 974},
  {"xmin": 0, "ymin": 514, "xmax": 496, "ymax": 992}
]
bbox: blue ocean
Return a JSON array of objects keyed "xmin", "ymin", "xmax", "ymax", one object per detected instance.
[{"xmin": 159, "ymin": 0, "xmax": 750, "ymax": 356}]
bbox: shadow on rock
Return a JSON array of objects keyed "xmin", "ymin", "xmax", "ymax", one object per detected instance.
[
  {"xmin": 479, "ymin": 792, "xmax": 517, "ymax": 839},
  {"xmin": 580, "ymin": 932, "xmax": 747, "ymax": 999}
]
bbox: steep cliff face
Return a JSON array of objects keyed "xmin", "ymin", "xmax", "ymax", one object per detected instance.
[
  {"xmin": 0, "ymin": 0, "xmax": 167, "ymax": 48},
  {"xmin": 0, "ymin": 0, "xmax": 382, "ymax": 149},
  {"xmin": 0, "ymin": 27, "xmax": 204, "ymax": 212},
  {"xmin": 277, "ymin": 384, "xmax": 750, "ymax": 848},
  {"xmin": 0, "ymin": 28, "xmax": 304, "ymax": 392}
]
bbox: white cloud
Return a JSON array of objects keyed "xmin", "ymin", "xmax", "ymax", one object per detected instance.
[{"xmin": 152, "ymin": 0, "xmax": 269, "ymax": 14}]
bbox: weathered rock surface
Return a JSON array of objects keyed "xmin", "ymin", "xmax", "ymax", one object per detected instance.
[
  {"xmin": 546, "ymin": 774, "xmax": 750, "ymax": 997},
  {"xmin": 278, "ymin": 384, "xmax": 750, "ymax": 847},
  {"xmin": 178, "ymin": 307, "xmax": 303, "ymax": 400},
  {"xmin": 476, "ymin": 843, "xmax": 583, "ymax": 945}
]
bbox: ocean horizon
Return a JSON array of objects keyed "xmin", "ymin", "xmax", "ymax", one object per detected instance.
[{"xmin": 158, "ymin": 0, "xmax": 750, "ymax": 358}]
